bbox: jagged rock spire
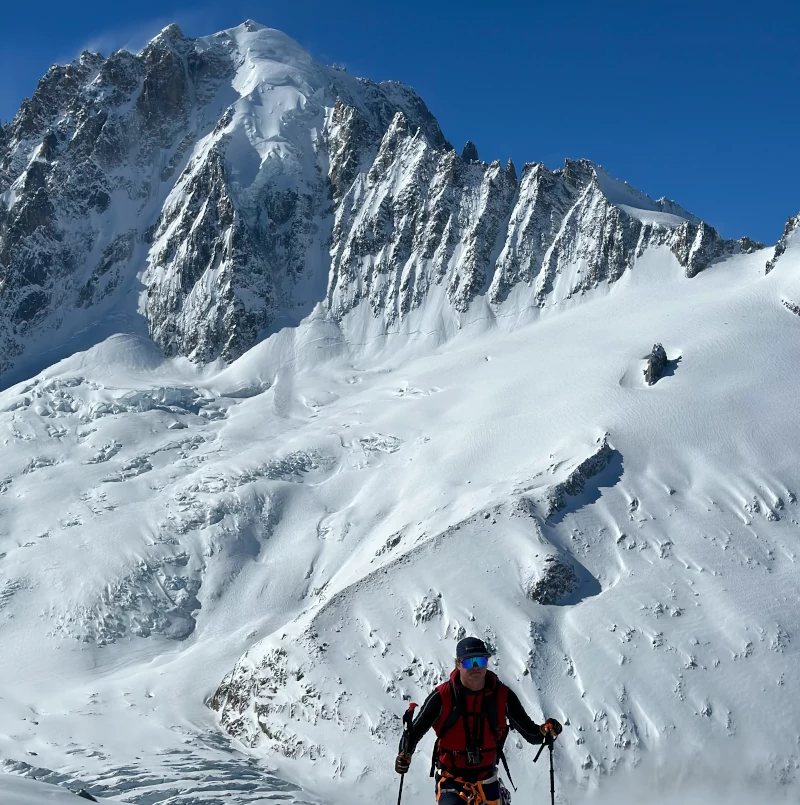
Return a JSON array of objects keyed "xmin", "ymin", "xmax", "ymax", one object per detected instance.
[
  {"xmin": 506, "ymin": 158, "xmax": 517, "ymax": 185},
  {"xmin": 461, "ymin": 140, "xmax": 479, "ymax": 162}
]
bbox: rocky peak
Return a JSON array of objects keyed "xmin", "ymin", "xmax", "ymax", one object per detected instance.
[
  {"xmin": 505, "ymin": 158, "xmax": 517, "ymax": 185},
  {"xmin": 10, "ymin": 51, "xmax": 104, "ymax": 142},
  {"xmin": 559, "ymin": 158, "xmax": 597, "ymax": 189},
  {"xmin": 765, "ymin": 212, "xmax": 800, "ymax": 274},
  {"xmin": 0, "ymin": 19, "xmax": 769, "ymax": 382},
  {"xmin": 462, "ymin": 140, "xmax": 479, "ymax": 162},
  {"xmin": 655, "ymin": 196, "xmax": 702, "ymax": 225},
  {"xmin": 148, "ymin": 23, "xmax": 187, "ymax": 50},
  {"xmin": 327, "ymin": 100, "xmax": 377, "ymax": 203},
  {"xmin": 241, "ymin": 19, "xmax": 266, "ymax": 33},
  {"xmin": 669, "ymin": 221, "xmax": 718, "ymax": 278},
  {"xmin": 137, "ymin": 31, "xmax": 192, "ymax": 141},
  {"xmin": 367, "ymin": 112, "xmax": 411, "ymax": 181}
]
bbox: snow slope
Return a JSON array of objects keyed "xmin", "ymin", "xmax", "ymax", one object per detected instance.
[
  {"xmin": 1, "ymin": 226, "xmax": 800, "ymax": 805},
  {"xmin": 0, "ymin": 774, "xmax": 116, "ymax": 804}
]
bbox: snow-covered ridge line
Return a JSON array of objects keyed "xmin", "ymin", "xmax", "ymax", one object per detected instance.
[{"xmin": 0, "ymin": 20, "xmax": 768, "ymax": 384}]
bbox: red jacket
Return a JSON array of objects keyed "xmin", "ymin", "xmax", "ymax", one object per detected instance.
[{"xmin": 432, "ymin": 669, "xmax": 509, "ymax": 774}]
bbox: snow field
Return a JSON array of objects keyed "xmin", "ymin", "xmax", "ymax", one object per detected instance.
[{"xmin": 2, "ymin": 240, "xmax": 799, "ymax": 804}]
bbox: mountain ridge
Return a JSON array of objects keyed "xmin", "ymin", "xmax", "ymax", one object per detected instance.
[{"xmin": 0, "ymin": 20, "xmax": 777, "ymax": 387}]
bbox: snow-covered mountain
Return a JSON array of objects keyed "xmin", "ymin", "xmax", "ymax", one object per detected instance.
[
  {"xmin": 0, "ymin": 21, "xmax": 764, "ymax": 386},
  {"xmin": 2, "ymin": 19, "xmax": 800, "ymax": 805},
  {"xmin": 0, "ymin": 21, "xmax": 449, "ymax": 381}
]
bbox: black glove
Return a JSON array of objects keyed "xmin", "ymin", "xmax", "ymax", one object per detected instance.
[
  {"xmin": 540, "ymin": 718, "xmax": 563, "ymax": 739},
  {"xmin": 395, "ymin": 753, "xmax": 411, "ymax": 774}
]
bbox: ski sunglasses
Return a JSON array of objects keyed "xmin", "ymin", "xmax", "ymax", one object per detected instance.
[{"xmin": 459, "ymin": 656, "xmax": 489, "ymax": 669}]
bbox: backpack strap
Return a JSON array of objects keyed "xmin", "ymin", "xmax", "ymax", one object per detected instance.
[
  {"xmin": 430, "ymin": 680, "xmax": 462, "ymax": 777},
  {"xmin": 485, "ymin": 684, "xmax": 516, "ymax": 791}
]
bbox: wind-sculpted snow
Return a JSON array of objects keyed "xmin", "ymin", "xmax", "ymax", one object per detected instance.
[
  {"xmin": 209, "ymin": 483, "xmax": 603, "ymax": 759},
  {"xmin": 0, "ymin": 773, "xmax": 113, "ymax": 804},
  {"xmin": 0, "ymin": 360, "xmax": 339, "ymax": 651},
  {"xmin": 2, "ymin": 241, "xmax": 800, "ymax": 804},
  {"xmin": 198, "ymin": 245, "xmax": 800, "ymax": 804},
  {"xmin": 538, "ymin": 435, "xmax": 617, "ymax": 521}
]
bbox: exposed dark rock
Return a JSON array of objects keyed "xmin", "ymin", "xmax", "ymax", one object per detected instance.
[
  {"xmin": 505, "ymin": 158, "xmax": 517, "ymax": 185},
  {"xmin": 326, "ymin": 100, "xmax": 376, "ymax": 203},
  {"xmin": 160, "ymin": 133, "xmax": 197, "ymax": 183},
  {"xmin": 136, "ymin": 33, "xmax": 191, "ymax": 145},
  {"xmin": 644, "ymin": 343, "xmax": 669, "ymax": 385},
  {"xmin": 766, "ymin": 213, "xmax": 800, "ymax": 274},
  {"xmin": 738, "ymin": 236, "xmax": 763, "ymax": 254},
  {"xmin": 526, "ymin": 556, "xmax": 579, "ymax": 605},
  {"xmin": 783, "ymin": 299, "xmax": 800, "ymax": 317},
  {"xmin": 40, "ymin": 131, "xmax": 58, "ymax": 161},
  {"xmin": 670, "ymin": 221, "xmax": 723, "ymax": 278},
  {"xmin": 462, "ymin": 140, "xmax": 479, "ymax": 162},
  {"xmin": 77, "ymin": 231, "xmax": 137, "ymax": 308},
  {"xmin": 489, "ymin": 163, "xmax": 573, "ymax": 305},
  {"xmin": 67, "ymin": 110, "xmax": 108, "ymax": 158},
  {"xmin": 544, "ymin": 435, "xmax": 614, "ymax": 520}
]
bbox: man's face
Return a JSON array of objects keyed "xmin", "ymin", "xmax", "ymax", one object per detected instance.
[{"xmin": 458, "ymin": 656, "xmax": 488, "ymax": 689}]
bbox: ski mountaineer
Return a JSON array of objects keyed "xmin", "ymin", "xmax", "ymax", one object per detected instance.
[{"xmin": 394, "ymin": 637, "xmax": 562, "ymax": 805}]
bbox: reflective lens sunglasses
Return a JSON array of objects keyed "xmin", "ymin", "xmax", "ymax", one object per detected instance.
[{"xmin": 460, "ymin": 656, "xmax": 489, "ymax": 669}]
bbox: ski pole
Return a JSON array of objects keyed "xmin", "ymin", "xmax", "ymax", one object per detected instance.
[
  {"xmin": 533, "ymin": 733, "xmax": 556, "ymax": 805},
  {"xmin": 397, "ymin": 701, "xmax": 418, "ymax": 805}
]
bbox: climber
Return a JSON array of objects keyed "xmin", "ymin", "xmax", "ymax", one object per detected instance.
[{"xmin": 394, "ymin": 637, "xmax": 562, "ymax": 805}]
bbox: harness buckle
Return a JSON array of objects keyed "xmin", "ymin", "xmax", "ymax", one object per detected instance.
[{"xmin": 466, "ymin": 748, "xmax": 483, "ymax": 766}]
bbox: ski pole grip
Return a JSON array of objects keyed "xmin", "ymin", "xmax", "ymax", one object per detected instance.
[
  {"xmin": 399, "ymin": 702, "xmax": 418, "ymax": 755},
  {"xmin": 403, "ymin": 702, "xmax": 418, "ymax": 729}
]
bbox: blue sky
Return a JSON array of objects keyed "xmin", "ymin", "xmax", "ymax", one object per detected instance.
[{"xmin": 1, "ymin": 0, "xmax": 797, "ymax": 244}]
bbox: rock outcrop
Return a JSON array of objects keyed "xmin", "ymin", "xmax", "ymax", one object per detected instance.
[
  {"xmin": 765, "ymin": 213, "xmax": 800, "ymax": 274},
  {"xmin": 644, "ymin": 343, "xmax": 669, "ymax": 385},
  {"xmin": 525, "ymin": 556, "xmax": 579, "ymax": 605},
  {"xmin": 544, "ymin": 435, "xmax": 615, "ymax": 520}
]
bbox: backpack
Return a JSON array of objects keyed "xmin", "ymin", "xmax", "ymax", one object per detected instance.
[{"xmin": 429, "ymin": 670, "xmax": 515, "ymax": 789}]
